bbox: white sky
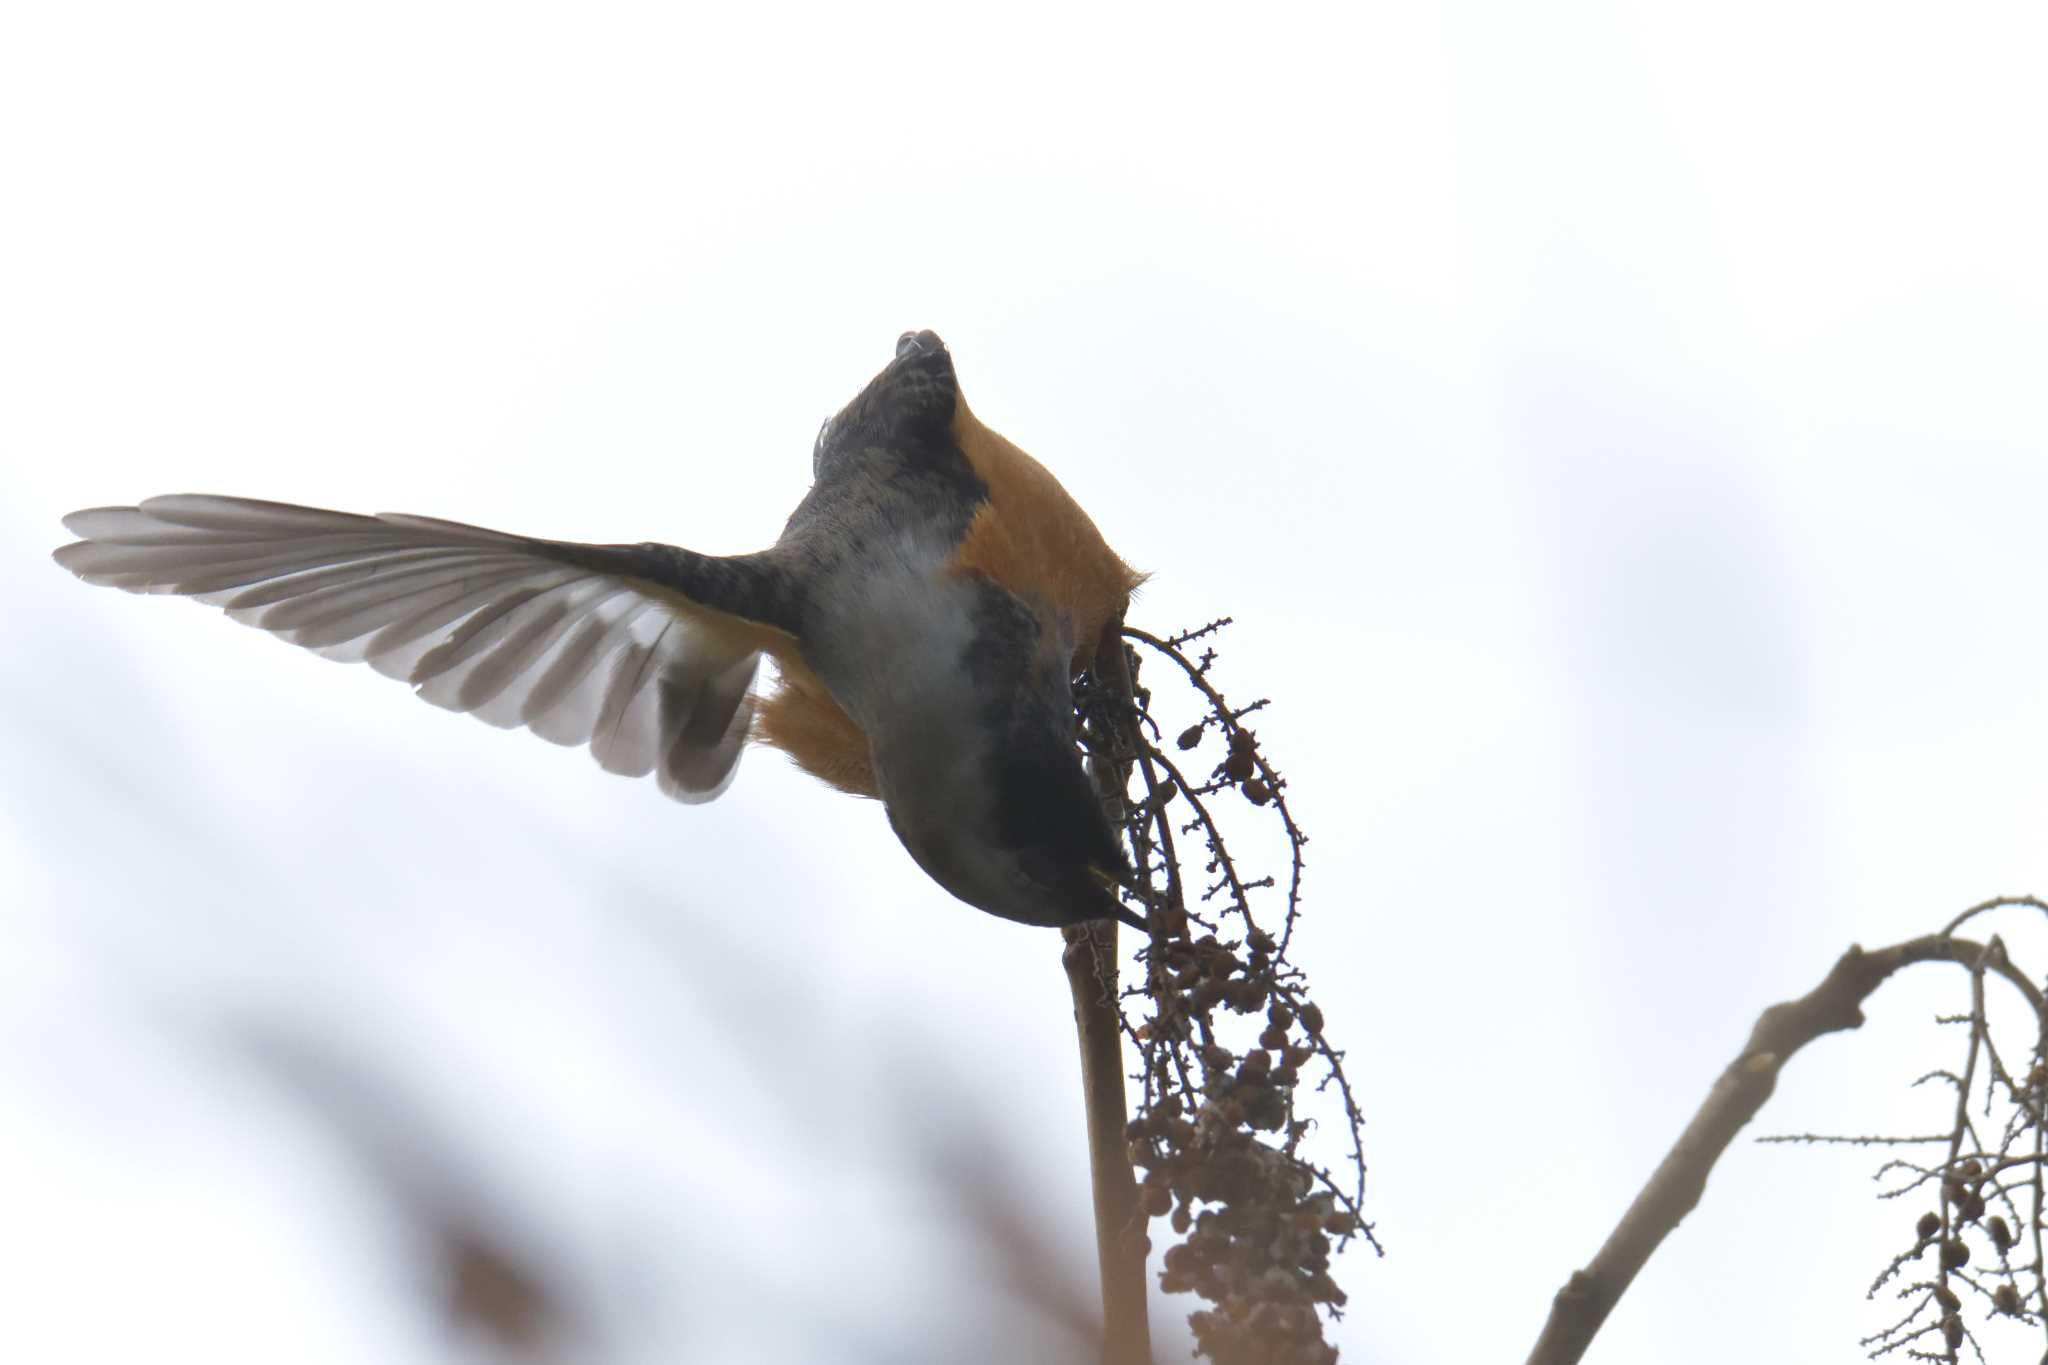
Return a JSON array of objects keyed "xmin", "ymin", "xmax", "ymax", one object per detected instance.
[{"xmin": 3, "ymin": 3, "xmax": 2045, "ymax": 1362}]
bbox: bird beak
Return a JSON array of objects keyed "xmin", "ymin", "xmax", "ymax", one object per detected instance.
[{"xmin": 1089, "ymin": 864, "xmax": 1159, "ymax": 935}]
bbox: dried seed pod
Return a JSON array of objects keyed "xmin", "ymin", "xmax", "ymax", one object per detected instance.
[
  {"xmin": 1225, "ymin": 980, "xmax": 1268, "ymax": 1012},
  {"xmin": 1244, "ymin": 777, "xmax": 1272, "ymax": 805},
  {"xmin": 1990, "ymin": 1215, "xmax": 2014, "ymax": 1251},
  {"xmin": 1934, "ymin": 1284, "xmax": 1962, "ymax": 1314},
  {"xmin": 1299, "ymin": 1003, "xmax": 1325, "ymax": 1032},
  {"xmin": 1941, "ymin": 1237, "xmax": 1971, "ymax": 1270},
  {"xmin": 1142, "ymin": 1184, "xmax": 1173, "ymax": 1217},
  {"xmin": 1916, "ymin": 1211, "xmax": 1942, "ymax": 1241},
  {"xmin": 1245, "ymin": 1090, "xmax": 1288, "ymax": 1131},
  {"xmin": 1306, "ymin": 1271, "xmax": 1346, "ymax": 1305},
  {"xmin": 1994, "ymin": 1283, "xmax": 2023, "ymax": 1314},
  {"xmin": 1941, "ymin": 1313, "xmax": 1963, "ymax": 1350}
]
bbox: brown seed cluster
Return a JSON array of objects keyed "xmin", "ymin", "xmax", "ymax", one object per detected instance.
[
  {"xmin": 1095, "ymin": 622, "xmax": 1373, "ymax": 1364},
  {"xmin": 1839, "ymin": 913, "xmax": 2048, "ymax": 1364},
  {"xmin": 1127, "ymin": 937, "xmax": 1360, "ymax": 1365},
  {"xmin": 1865, "ymin": 1145, "xmax": 2045, "ymax": 1359},
  {"xmin": 1889, "ymin": 1149, "xmax": 2036, "ymax": 1351}
]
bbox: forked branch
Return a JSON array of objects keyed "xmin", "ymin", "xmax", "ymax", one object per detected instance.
[{"xmin": 1527, "ymin": 927, "xmax": 2046, "ymax": 1365}]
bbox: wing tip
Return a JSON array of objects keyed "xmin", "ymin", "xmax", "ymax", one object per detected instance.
[{"xmin": 60, "ymin": 505, "xmax": 138, "ymax": 538}]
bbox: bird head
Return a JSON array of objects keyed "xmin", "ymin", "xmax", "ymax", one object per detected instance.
[{"xmin": 813, "ymin": 330, "xmax": 960, "ymax": 477}]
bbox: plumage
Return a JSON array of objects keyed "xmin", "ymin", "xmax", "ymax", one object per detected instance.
[
  {"xmin": 55, "ymin": 495, "xmax": 771, "ymax": 801},
  {"xmin": 53, "ymin": 331, "xmax": 1146, "ymax": 928}
]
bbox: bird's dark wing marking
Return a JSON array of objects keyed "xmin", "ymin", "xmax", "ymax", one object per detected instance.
[
  {"xmin": 961, "ymin": 578, "xmax": 1130, "ymax": 901},
  {"xmin": 53, "ymin": 494, "xmax": 794, "ymax": 803}
]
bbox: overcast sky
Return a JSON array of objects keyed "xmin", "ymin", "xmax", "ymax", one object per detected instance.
[{"xmin": 3, "ymin": 3, "xmax": 2045, "ymax": 1362}]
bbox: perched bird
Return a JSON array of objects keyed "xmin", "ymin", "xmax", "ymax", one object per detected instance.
[{"xmin": 54, "ymin": 330, "xmax": 1148, "ymax": 931}]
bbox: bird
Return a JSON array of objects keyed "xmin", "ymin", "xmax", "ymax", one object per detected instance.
[{"xmin": 53, "ymin": 330, "xmax": 1149, "ymax": 931}]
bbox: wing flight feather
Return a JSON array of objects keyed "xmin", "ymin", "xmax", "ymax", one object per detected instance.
[{"xmin": 55, "ymin": 495, "xmax": 772, "ymax": 802}]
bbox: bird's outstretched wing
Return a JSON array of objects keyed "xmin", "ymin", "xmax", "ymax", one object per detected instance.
[{"xmin": 53, "ymin": 495, "xmax": 791, "ymax": 803}]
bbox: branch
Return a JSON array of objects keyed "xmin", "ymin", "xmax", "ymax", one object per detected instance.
[
  {"xmin": 1526, "ymin": 934, "xmax": 2040, "ymax": 1365},
  {"xmin": 1063, "ymin": 612, "xmax": 1151, "ymax": 1365}
]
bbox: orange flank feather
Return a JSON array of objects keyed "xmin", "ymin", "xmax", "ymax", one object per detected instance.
[
  {"xmin": 619, "ymin": 577, "xmax": 871, "ymax": 793},
  {"xmin": 945, "ymin": 395, "xmax": 1146, "ymax": 658},
  {"xmin": 753, "ymin": 390, "xmax": 1141, "ymax": 799},
  {"xmin": 754, "ymin": 650, "xmax": 880, "ymax": 797}
]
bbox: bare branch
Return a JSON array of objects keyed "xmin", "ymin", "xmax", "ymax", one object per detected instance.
[
  {"xmin": 1065, "ymin": 612, "xmax": 1153, "ymax": 1365},
  {"xmin": 1527, "ymin": 934, "xmax": 2036, "ymax": 1365}
]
